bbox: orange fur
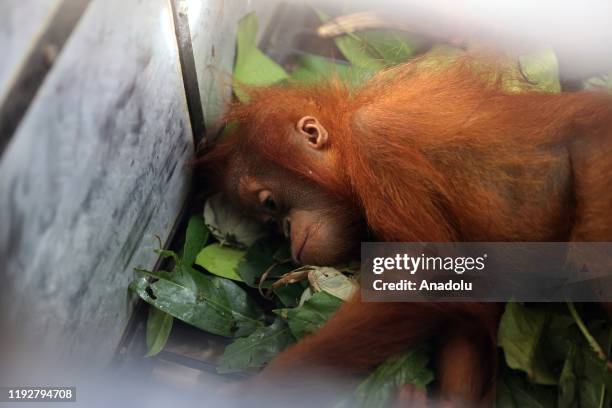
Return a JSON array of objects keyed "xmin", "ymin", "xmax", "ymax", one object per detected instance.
[{"xmin": 197, "ymin": 56, "xmax": 612, "ymax": 405}]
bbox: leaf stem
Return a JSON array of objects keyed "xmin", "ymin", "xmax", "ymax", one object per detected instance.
[
  {"xmin": 598, "ymin": 329, "xmax": 612, "ymax": 408},
  {"xmin": 566, "ymin": 302, "xmax": 612, "ymax": 371}
]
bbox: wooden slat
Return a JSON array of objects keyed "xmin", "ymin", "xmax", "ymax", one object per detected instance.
[
  {"xmin": 0, "ymin": 0, "xmax": 193, "ymax": 363},
  {"xmin": 187, "ymin": 0, "xmax": 281, "ymax": 135},
  {"xmin": 0, "ymin": 0, "xmax": 63, "ymax": 103},
  {"xmin": 0, "ymin": 0, "xmax": 91, "ymax": 155}
]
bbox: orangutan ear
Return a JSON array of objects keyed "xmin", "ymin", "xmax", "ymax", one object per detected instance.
[{"xmin": 297, "ymin": 116, "xmax": 329, "ymax": 149}]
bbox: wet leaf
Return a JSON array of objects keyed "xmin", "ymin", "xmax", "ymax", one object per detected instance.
[
  {"xmin": 233, "ymin": 12, "xmax": 288, "ymax": 101},
  {"xmin": 278, "ymin": 291, "xmax": 343, "ymax": 339},
  {"xmin": 353, "ymin": 347, "xmax": 434, "ymax": 407},
  {"xmin": 145, "ymin": 307, "xmax": 173, "ymax": 357},
  {"xmin": 195, "ymin": 244, "xmax": 245, "ymax": 282},
  {"xmin": 217, "ymin": 319, "xmax": 295, "ymax": 374},
  {"xmin": 498, "ymin": 302, "xmax": 558, "ymax": 385},
  {"xmin": 203, "ymin": 193, "xmax": 268, "ymax": 249},
  {"xmin": 132, "ymin": 267, "xmax": 264, "ymax": 338}
]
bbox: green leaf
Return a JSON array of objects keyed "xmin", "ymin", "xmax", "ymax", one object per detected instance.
[
  {"xmin": 353, "ymin": 347, "xmax": 434, "ymax": 407},
  {"xmin": 273, "ymin": 282, "xmax": 306, "ymax": 308},
  {"xmin": 278, "ymin": 291, "xmax": 343, "ymax": 339},
  {"xmin": 540, "ymin": 310, "xmax": 577, "ymax": 369},
  {"xmin": 558, "ymin": 329, "xmax": 612, "ymax": 408},
  {"xmin": 317, "ymin": 10, "xmax": 419, "ymax": 73},
  {"xmin": 236, "ymin": 238, "xmax": 295, "ymax": 288},
  {"xmin": 154, "ymin": 249, "xmax": 179, "ymax": 263},
  {"xmin": 233, "ymin": 12, "xmax": 288, "ymax": 101},
  {"xmin": 518, "ymin": 50, "xmax": 561, "ymax": 93},
  {"xmin": 195, "ymin": 243, "xmax": 245, "ymax": 282},
  {"xmin": 558, "ymin": 346, "xmax": 611, "ymax": 408},
  {"xmin": 182, "ymin": 215, "xmax": 209, "ymax": 267},
  {"xmin": 272, "ymin": 242, "xmax": 292, "ymax": 262},
  {"xmin": 558, "ymin": 345, "xmax": 580, "ymax": 408},
  {"xmin": 217, "ymin": 319, "xmax": 295, "ymax": 374},
  {"xmin": 334, "ymin": 34, "xmax": 385, "ymax": 72},
  {"xmin": 132, "ymin": 268, "xmax": 264, "ymax": 337},
  {"xmin": 291, "ymin": 54, "xmax": 347, "ymax": 81},
  {"xmin": 354, "ymin": 31, "xmax": 421, "ymax": 65},
  {"xmin": 496, "ymin": 368, "xmax": 557, "ymax": 408},
  {"xmin": 203, "ymin": 193, "xmax": 268, "ymax": 249},
  {"xmin": 498, "ymin": 302, "xmax": 558, "ymax": 385},
  {"xmin": 145, "ymin": 307, "xmax": 173, "ymax": 357}
]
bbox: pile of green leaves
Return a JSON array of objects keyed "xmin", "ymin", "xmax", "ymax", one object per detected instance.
[
  {"xmin": 498, "ymin": 303, "xmax": 611, "ymax": 407},
  {"xmin": 130, "ymin": 194, "xmax": 424, "ymax": 406},
  {"xmin": 130, "ymin": 11, "xmax": 612, "ymax": 407}
]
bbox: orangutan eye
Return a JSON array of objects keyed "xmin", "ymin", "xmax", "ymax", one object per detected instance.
[{"xmin": 258, "ymin": 190, "xmax": 278, "ymax": 212}]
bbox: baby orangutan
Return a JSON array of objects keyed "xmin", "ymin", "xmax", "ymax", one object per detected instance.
[{"xmin": 198, "ymin": 57, "xmax": 612, "ymax": 406}]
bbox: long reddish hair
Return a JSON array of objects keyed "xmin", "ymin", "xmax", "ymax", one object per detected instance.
[{"xmin": 197, "ymin": 56, "xmax": 611, "ymax": 243}]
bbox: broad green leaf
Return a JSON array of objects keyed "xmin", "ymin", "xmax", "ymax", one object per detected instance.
[
  {"xmin": 540, "ymin": 310, "xmax": 576, "ymax": 369},
  {"xmin": 334, "ymin": 34, "xmax": 385, "ymax": 72},
  {"xmin": 334, "ymin": 31, "xmax": 420, "ymax": 73},
  {"xmin": 291, "ymin": 54, "xmax": 350, "ymax": 83},
  {"xmin": 496, "ymin": 368, "xmax": 557, "ymax": 408},
  {"xmin": 517, "ymin": 50, "xmax": 561, "ymax": 93},
  {"xmin": 290, "ymin": 54, "xmax": 369, "ymax": 86},
  {"xmin": 278, "ymin": 291, "xmax": 343, "ymax": 339},
  {"xmin": 273, "ymin": 282, "xmax": 306, "ymax": 308},
  {"xmin": 307, "ymin": 266, "xmax": 358, "ymax": 301},
  {"xmin": 233, "ymin": 12, "xmax": 288, "ymax": 101},
  {"xmin": 236, "ymin": 238, "xmax": 295, "ymax": 288},
  {"xmin": 145, "ymin": 307, "xmax": 173, "ymax": 357},
  {"xmin": 317, "ymin": 11, "xmax": 419, "ymax": 73},
  {"xmin": 132, "ymin": 268, "xmax": 264, "ymax": 337},
  {"xmin": 558, "ymin": 322, "xmax": 612, "ymax": 407},
  {"xmin": 195, "ymin": 243, "xmax": 245, "ymax": 281},
  {"xmin": 353, "ymin": 347, "xmax": 434, "ymax": 407},
  {"xmin": 558, "ymin": 345, "xmax": 580, "ymax": 408},
  {"xmin": 217, "ymin": 319, "xmax": 295, "ymax": 374},
  {"xmin": 498, "ymin": 302, "xmax": 558, "ymax": 385},
  {"xmin": 182, "ymin": 215, "xmax": 209, "ymax": 267},
  {"xmin": 354, "ymin": 31, "xmax": 421, "ymax": 65},
  {"xmin": 203, "ymin": 193, "xmax": 268, "ymax": 249}
]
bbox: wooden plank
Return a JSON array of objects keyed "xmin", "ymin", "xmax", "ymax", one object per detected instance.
[
  {"xmin": 187, "ymin": 0, "xmax": 281, "ymax": 132},
  {"xmin": 0, "ymin": 0, "xmax": 91, "ymax": 155},
  {"xmin": 0, "ymin": 0, "xmax": 63, "ymax": 103},
  {"xmin": 0, "ymin": 0, "xmax": 193, "ymax": 363}
]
